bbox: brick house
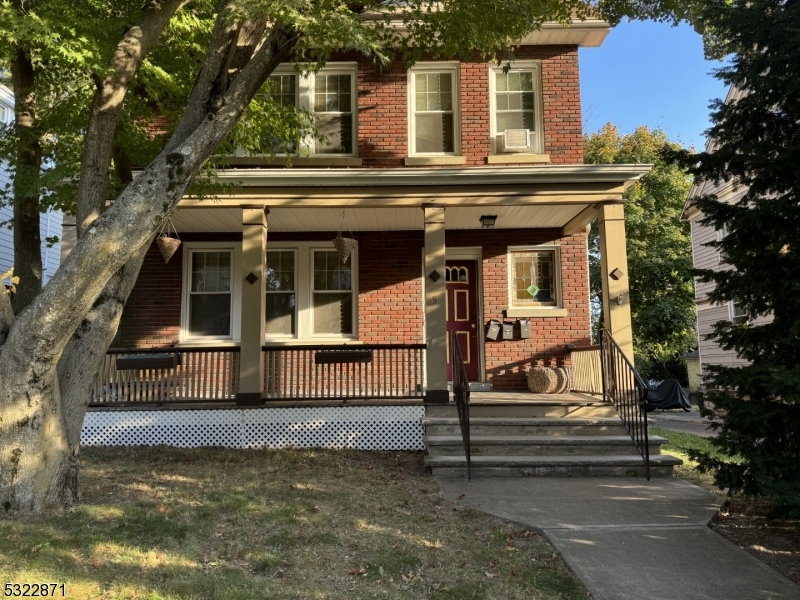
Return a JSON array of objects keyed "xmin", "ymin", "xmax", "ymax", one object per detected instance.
[{"xmin": 68, "ymin": 18, "xmax": 677, "ymax": 476}]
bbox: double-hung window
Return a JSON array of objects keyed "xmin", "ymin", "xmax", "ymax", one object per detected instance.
[
  {"xmin": 265, "ymin": 243, "xmax": 358, "ymax": 341},
  {"xmin": 730, "ymin": 299, "xmax": 747, "ymax": 324},
  {"xmin": 490, "ymin": 63, "xmax": 544, "ymax": 154},
  {"xmin": 408, "ymin": 64, "xmax": 460, "ymax": 155},
  {"xmin": 181, "ymin": 244, "xmax": 242, "ymax": 342},
  {"xmin": 263, "ymin": 65, "xmax": 357, "ymax": 157},
  {"xmin": 507, "ymin": 245, "xmax": 562, "ymax": 309}
]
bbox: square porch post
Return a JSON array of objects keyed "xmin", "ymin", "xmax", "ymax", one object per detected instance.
[
  {"xmin": 237, "ymin": 206, "xmax": 268, "ymax": 406},
  {"xmin": 423, "ymin": 204, "xmax": 449, "ymax": 403},
  {"xmin": 597, "ymin": 203, "xmax": 634, "ymax": 362}
]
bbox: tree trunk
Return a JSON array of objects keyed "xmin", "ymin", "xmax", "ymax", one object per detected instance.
[
  {"xmin": 0, "ymin": 298, "xmax": 71, "ymax": 511},
  {"xmin": 0, "ymin": 19, "xmax": 297, "ymax": 512},
  {"xmin": 10, "ymin": 46, "xmax": 43, "ymax": 314},
  {"xmin": 56, "ymin": 242, "xmax": 149, "ymax": 502}
]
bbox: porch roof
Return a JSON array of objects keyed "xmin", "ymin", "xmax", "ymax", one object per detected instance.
[{"xmin": 175, "ymin": 164, "xmax": 651, "ymax": 235}]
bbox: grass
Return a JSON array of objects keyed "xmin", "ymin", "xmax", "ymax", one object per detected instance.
[
  {"xmin": 0, "ymin": 447, "xmax": 588, "ymax": 600},
  {"xmin": 650, "ymin": 427, "xmax": 733, "ymax": 493}
]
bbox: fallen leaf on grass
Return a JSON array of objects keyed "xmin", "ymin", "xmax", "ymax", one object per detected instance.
[
  {"xmin": 457, "ymin": 494, "xmax": 466, "ymax": 500},
  {"xmin": 485, "ymin": 571, "xmax": 501, "ymax": 578},
  {"xmin": 401, "ymin": 572, "xmax": 415, "ymax": 584},
  {"xmin": 349, "ymin": 568, "xmax": 366, "ymax": 576}
]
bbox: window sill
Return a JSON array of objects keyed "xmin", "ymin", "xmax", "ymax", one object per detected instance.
[
  {"xmin": 405, "ymin": 156, "xmax": 467, "ymax": 166},
  {"xmin": 225, "ymin": 156, "xmax": 363, "ymax": 167},
  {"xmin": 263, "ymin": 339, "xmax": 364, "ymax": 347},
  {"xmin": 176, "ymin": 340, "xmax": 241, "ymax": 348},
  {"xmin": 486, "ymin": 154, "xmax": 550, "ymax": 165},
  {"xmin": 504, "ymin": 308, "xmax": 568, "ymax": 318}
]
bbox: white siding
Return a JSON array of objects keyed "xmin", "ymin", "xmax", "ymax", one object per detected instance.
[{"xmin": 696, "ymin": 304, "xmax": 750, "ymax": 371}]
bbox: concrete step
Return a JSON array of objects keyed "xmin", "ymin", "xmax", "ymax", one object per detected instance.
[
  {"xmin": 422, "ymin": 417, "xmax": 629, "ymax": 436},
  {"xmin": 424, "ymin": 434, "xmax": 667, "ymax": 457},
  {"xmin": 425, "ymin": 454, "xmax": 682, "ymax": 478},
  {"xmin": 425, "ymin": 402, "xmax": 619, "ymax": 419}
]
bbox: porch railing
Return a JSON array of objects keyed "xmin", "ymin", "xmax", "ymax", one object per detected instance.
[
  {"xmin": 569, "ymin": 345, "xmax": 603, "ymax": 395},
  {"xmin": 262, "ymin": 344, "xmax": 426, "ymax": 400},
  {"xmin": 451, "ymin": 330, "xmax": 471, "ymax": 480},
  {"xmin": 599, "ymin": 329, "xmax": 650, "ymax": 480},
  {"xmin": 91, "ymin": 347, "xmax": 240, "ymax": 405}
]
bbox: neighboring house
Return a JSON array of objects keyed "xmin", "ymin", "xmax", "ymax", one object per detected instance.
[
  {"xmin": 681, "ymin": 86, "xmax": 770, "ymax": 378},
  {"xmin": 0, "ymin": 84, "xmax": 63, "ymax": 286},
  {"xmin": 68, "ymin": 19, "xmax": 678, "ymax": 478}
]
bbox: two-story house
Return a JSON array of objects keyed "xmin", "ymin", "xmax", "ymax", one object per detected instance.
[{"xmin": 72, "ymin": 19, "xmax": 679, "ymax": 478}]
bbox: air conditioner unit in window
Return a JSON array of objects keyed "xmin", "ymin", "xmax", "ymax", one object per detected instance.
[{"xmin": 502, "ymin": 129, "xmax": 531, "ymax": 151}]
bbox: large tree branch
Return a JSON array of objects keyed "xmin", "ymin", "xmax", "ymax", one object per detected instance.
[
  {"xmin": 76, "ymin": 0, "xmax": 190, "ymax": 237},
  {"xmin": 3, "ymin": 21, "xmax": 298, "ymax": 382}
]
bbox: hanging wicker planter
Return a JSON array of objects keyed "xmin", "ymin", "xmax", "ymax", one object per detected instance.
[
  {"xmin": 156, "ymin": 217, "xmax": 181, "ymax": 264},
  {"xmin": 332, "ymin": 211, "xmax": 356, "ymax": 264}
]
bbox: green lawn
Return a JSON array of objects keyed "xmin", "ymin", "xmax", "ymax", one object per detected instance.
[
  {"xmin": 650, "ymin": 426, "xmax": 735, "ymax": 492},
  {"xmin": 0, "ymin": 447, "xmax": 588, "ymax": 600}
]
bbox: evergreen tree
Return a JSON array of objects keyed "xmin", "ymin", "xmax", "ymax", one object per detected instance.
[{"xmin": 665, "ymin": 0, "xmax": 800, "ymax": 515}]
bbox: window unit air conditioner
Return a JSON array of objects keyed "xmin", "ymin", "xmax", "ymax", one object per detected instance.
[{"xmin": 502, "ymin": 129, "xmax": 531, "ymax": 152}]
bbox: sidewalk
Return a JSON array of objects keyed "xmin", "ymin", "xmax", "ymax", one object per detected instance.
[{"xmin": 436, "ymin": 476, "xmax": 800, "ymax": 600}]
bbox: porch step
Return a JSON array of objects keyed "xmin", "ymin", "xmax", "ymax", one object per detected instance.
[
  {"xmin": 422, "ymin": 417, "xmax": 630, "ymax": 436},
  {"xmin": 425, "ymin": 454, "xmax": 682, "ymax": 478},
  {"xmin": 425, "ymin": 402, "xmax": 619, "ymax": 419},
  {"xmin": 424, "ymin": 434, "xmax": 668, "ymax": 457},
  {"xmin": 422, "ymin": 402, "xmax": 681, "ymax": 478}
]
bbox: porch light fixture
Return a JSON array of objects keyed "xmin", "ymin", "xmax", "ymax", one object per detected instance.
[
  {"xmin": 609, "ymin": 268, "xmax": 624, "ymax": 281},
  {"xmin": 480, "ymin": 215, "xmax": 498, "ymax": 228}
]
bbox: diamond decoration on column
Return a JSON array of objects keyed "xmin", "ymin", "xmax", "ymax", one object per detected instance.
[
  {"xmin": 245, "ymin": 272, "xmax": 259, "ymax": 285},
  {"xmin": 428, "ymin": 270, "xmax": 441, "ymax": 283}
]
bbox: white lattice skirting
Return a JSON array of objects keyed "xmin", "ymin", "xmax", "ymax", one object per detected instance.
[{"xmin": 81, "ymin": 406, "xmax": 426, "ymax": 450}]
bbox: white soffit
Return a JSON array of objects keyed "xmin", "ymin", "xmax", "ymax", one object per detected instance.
[
  {"xmin": 170, "ymin": 204, "xmax": 587, "ymax": 233},
  {"xmin": 517, "ymin": 19, "xmax": 610, "ymax": 47}
]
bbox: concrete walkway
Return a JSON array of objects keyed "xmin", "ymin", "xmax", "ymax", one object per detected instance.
[{"xmin": 436, "ymin": 477, "xmax": 800, "ymax": 600}]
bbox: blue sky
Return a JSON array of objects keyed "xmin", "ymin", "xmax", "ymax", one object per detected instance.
[{"xmin": 579, "ymin": 20, "xmax": 729, "ymax": 150}]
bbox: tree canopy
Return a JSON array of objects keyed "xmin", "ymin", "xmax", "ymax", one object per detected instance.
[{"xmin": 585, "ymin": 124, "xmax": 695, "ymax": 382}]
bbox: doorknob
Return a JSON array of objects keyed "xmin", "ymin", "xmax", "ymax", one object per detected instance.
[{"xmin": 471, "ymin": 324, "xmax": 476, "ymax": 329}]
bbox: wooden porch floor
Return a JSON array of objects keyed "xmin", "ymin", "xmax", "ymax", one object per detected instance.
[{"xmin": 468, "ymin": 391, "xmax": 604, "ymax": 404}]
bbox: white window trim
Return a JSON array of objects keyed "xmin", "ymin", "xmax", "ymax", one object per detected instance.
[
  {"xmin": 407, "ymin": 62, "xmax": 461, "ymax": 157},
  {"xmin": 180, "ymin": 242, "xmax": 243, "ymax": 343},
  {"xmin": 717, "ymin": 224, "xmax": 728, "ymax": 264},
  {"xmin": 265, "ymin": 241, "xmax": 359, "ymax": 342},
  {"xmin": 488, "ymin": 61, "xmax": 544, "ymax": 156},
  {"xmin": 729, "ymin": 299, "xmax": 747, "ymax": 324},
  {"xmin": 506, "ymin": 244, "xmax": 563, "ymax": 311},
  {"xmin": 239, "ymin": 63, "xmax": 358, "ymax": 159}
]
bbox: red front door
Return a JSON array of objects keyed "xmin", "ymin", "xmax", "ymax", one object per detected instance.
[{"xmin": 446, "ymin": 260, "xmax": 480, "ymax": 381}]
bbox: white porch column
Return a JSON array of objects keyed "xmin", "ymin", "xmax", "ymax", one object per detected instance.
[
  {"xmin": 598, "ymin": 203, "xmax": 634, "ymax": 362},
  {"xmin": 237, "ymin": 206, "xmax": 268, "ymax": 405},
  {"xmin": 423, "ymin": 204, "xmax": 448, "ymax": 403}
]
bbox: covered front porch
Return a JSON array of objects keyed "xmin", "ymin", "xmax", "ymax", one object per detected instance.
[{"xmin": 91, "ymin": 165, "xmax": 645, "ymax": 408}]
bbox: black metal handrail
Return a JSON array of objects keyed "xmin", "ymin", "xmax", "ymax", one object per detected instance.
[
  {"xmin": 599, "ymin": 329, "xmax": 651, "ymax": 480},
  {"xmin": 450, "ymin": 330, "xmax": 471, "ymax": 480}
]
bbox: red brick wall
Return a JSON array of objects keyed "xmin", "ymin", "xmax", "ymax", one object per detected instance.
[
  {"xmin": 448, "ymin": 228, "xmax": 591, "ymax": 390},
  {"xmin": 331, "ymin": 46, "xmax": 583, "ymax": 167},
  {"xmin": 116, "ymin": 229, "xmax": 590, "ymax": 391}
]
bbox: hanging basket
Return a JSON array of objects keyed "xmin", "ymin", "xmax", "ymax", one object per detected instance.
[
  {"xmin": 156, "ymin": 218, "xmax": 181, "ymax": 264},
  {"xmin": 333, "ymin": 235, "xmax": 356, "ymax": 264}
]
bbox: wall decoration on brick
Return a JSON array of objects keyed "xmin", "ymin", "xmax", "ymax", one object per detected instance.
[{"xmin": 81, "ymin": 406, "xmax": 426, "ymax": 450}]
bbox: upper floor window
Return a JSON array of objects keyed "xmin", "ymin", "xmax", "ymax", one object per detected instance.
[
  {"xmin": 730, "ymin": 299, "xmax": 747, "ymax": 324},
  {"xmin": 408, "ymin": 64, "xmax": 460, "ymax": 156},
  {"xmin": 263, "ymin": 64, "xmax": 357, "ymax": 157},
  {"xmin": 490, "ymin": 63, "xmax": 544, "ymax": 154},
  {"xmin": 717, "ymin": 224, "xmax": 729, "ymax": 263}
]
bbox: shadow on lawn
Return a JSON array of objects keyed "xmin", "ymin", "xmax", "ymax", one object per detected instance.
[{"xmin": 0, "ymin": 447, "xmax": 587, "ymax": 600}]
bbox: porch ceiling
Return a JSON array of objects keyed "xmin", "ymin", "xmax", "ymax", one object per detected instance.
[{"xmin": 171, "ymin": 204, "xmax": 589, "ymax": 232}]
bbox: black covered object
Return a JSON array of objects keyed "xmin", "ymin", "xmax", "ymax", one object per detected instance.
[{"xmin": 646, "ymin": 379, "xmax": 691, "ymax": 412}]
